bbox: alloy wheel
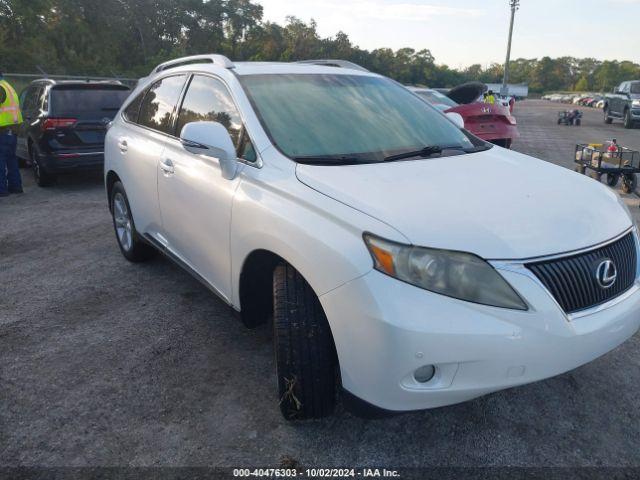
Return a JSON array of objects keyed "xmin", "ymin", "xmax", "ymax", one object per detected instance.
[{"xmin": 113, "ymin": 192, "xmax": 133, "ymax": 252}]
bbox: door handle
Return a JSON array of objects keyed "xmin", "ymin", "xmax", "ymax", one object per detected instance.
[
  {"xmin": 117, "ymin": 139, "xmax": 128, "ymax": 153},
  {"xmin": 160, "ymin": 158, "xmax": 175, "ymax": 175}
]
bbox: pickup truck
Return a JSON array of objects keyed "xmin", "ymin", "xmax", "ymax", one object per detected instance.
[{"xmin": 604, "ymin": 80, "xmax": 640, "ymax": 129}]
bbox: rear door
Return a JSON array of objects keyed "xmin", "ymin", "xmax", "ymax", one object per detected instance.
[
  {"xmin": 110, "ymin": 74, "xmax": 187, "ymax": 238},
  {"xmin": 47, "ymin": 84, "xmax": 131, "ymax": 153}
]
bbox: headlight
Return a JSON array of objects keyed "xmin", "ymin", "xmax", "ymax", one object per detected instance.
[
  {"xmin": 363, "ymin": 234, "xmax": 528, "ymax": 310},
  {"xmin": 633, "ymin": 100, "xmax": 640, "ymax": 108}
]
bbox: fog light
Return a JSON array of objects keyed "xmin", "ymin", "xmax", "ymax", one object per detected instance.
[{"xmin": 414, "ymin": 365, "xmax": 435, "ymax": 383}]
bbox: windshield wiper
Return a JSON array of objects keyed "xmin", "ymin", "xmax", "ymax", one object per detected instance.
[
  {"xmin": 292, "ymin": 155, "xmax": 376, "ymax": 165},
  {"xmin": 383, "ymin": 145, "xmax": 454, "ymax": 162}
]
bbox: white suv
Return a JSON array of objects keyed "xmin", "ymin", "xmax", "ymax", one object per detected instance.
[{"xmin": 105, "ymin": 55, "xmax": 640, "ymax": 419}]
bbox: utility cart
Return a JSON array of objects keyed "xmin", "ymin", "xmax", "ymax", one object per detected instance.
[{"xmin": 574, "ymin": 141, "xmax": 640, "ymax": 195}]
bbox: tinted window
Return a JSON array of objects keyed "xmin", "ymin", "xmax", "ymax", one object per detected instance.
[
  {"xmin": 21, "ymin": 86, "xmax": 40, "ymax": 114},
  {"xmin": 50, "ymin": 86, "xmax": 130, "ymax": 115},
  {"xmin": 631, "ymin": 83, "xmax": 640, "ymax": 94},
  {"xmin": 123, "ymin": 91, "xmax": 145, "ymax": 123},
  {"xmin": 176, "ymin": 75, "xmax": 243, "ymax": 148},
  {"xmin": 138, "ymin": 75, "xmax": 187, "ymax": 135}
]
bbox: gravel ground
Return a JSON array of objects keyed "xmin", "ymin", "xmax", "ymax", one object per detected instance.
[{"xmin": 1, "ymin": 100, "xmax": 640, "ymax": 468}]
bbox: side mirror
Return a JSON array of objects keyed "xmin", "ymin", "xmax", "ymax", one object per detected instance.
[
  {"xmin": 445, "ymin": 112, "xmax": 465, "ymax": 129},
  {"xmin": 180, "ymin": 121, "xmax": 238, "ymax": 179}
]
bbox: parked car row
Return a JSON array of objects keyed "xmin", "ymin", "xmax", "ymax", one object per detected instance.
[{"xmin": 543, "ymin": 92, "xmax": 605, "ymax": 109}]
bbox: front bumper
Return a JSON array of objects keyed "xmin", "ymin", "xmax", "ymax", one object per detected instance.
[
  {"xmin": 631, "ymin": 108, "xmax": 640, "ymax": 120},
  {"xmin": 320, "ymin": 266, "xmax": 640, "ymax": 412}
]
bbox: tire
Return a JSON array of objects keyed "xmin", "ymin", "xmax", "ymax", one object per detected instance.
[
  {"xmin": 606, "ymin": 173, "xmax": 620, "ymax": 187},
  {"xmin": 31, "ymin": 146, "xmax": 55, "ymax": 187},
  {"xmin": 557, "ymin": 118, "xmax": 562, "ymax": 125},
  {"xmin": 604, "ymin": 107, "xmax": 613, "ymax": 124},
  {"xmin": 575, "ymin": 119, "xmax": 581, "ymax": 126},
  {"xmin": 110, "ymin": 181, "xmax": 156, "ymax": 262},
  {"xmin": 272, "ymin": 263, "xmax": 337, "ymax": 420},
  {"xmin": 624, "ymin": 109, "xmax": 633, "ymax": 129},
  {"xmin": 622, "ymin": 174, "xmax": 637, "ymax": 194}
]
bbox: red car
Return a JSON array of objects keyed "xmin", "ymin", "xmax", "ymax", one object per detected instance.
[{"xmin": 409, "ymin": 83, "xmax": 519, "ymax": 148}]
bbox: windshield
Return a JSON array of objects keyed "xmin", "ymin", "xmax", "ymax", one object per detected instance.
[
  {"xmin": 414, "ymin": 90, "xmax": 459, "ymax": 109},
  {"xmin": 241, "ymin": 74, "xmax": 478, "ymax": 163},
  {"xmin": 631, "ymin": 83, "xmax": 640, "ymax": 94}
]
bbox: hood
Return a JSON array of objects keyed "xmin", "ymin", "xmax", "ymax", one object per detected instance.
[
  {"xmin": 446, "ymin": 81, "xmax": 486, "ymax": 104},
  {"xmin": 296, "ymin": 148, "xmax": 632, "ymax": 260}
]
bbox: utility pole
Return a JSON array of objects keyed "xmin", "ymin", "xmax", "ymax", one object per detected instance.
[{"xmin": 501, "ymin": 0, "xmax": 520, "ymax": 97}]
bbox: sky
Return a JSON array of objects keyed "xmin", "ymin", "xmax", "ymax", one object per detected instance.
[{"xmin": 256, "ymin": 0, "xmax": 640, "ymax": 68}]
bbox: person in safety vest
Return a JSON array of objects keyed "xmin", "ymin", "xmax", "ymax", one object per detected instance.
[
  {"xmin": 483, "ymin": 89, "xmax": 496, "ymax": 105},
  {"xmin": 0, "ymin": 72, "xmax": 24, "ymax": 196}
]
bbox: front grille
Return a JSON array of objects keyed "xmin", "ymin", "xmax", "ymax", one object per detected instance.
[{"xmin": 526, "ymin": 232, "xmax": 637, "ymax": 314}]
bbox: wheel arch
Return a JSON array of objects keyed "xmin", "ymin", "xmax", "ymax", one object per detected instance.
[
  {"xmin": 106, "ymin": 170, "xmax": 122, "ymax": 213},
  {"xmin": 237, "ymin": 248, "xmax": 285, "ymax": 328}
]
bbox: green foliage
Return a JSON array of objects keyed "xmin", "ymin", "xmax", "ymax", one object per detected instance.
[{"xmin": 1, "ymin": 0, "xmax": 639, "ymax": 91}]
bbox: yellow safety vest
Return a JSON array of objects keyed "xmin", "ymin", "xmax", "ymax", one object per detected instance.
[
  {"xmin": 485, "ymin": 94, "xmax": 496, "ymax": 105},
  {"xmin": 0, "ymin": 79, "xmax": 23, "ymax": 127}
]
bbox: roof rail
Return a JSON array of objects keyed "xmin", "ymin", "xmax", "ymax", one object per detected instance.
[
  {"xmin": 296, "ymin": 59, "xmax": 369, "ymax": 72},
  {"xmin": 153, "ymin": 54, "xmax": 235, "ymax": 74}
]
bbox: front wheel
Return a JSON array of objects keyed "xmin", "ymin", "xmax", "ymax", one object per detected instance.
[
  {"xmin": 272, "ymin": 263, "xmax": 338, "ymax": 420},
  {"xmin": 604, "ymin": 107, "xmax": 613, "ymax": 124},
  {"xmin": 110, "ymin": 181, "xmax": 156, "ymax": 262}
]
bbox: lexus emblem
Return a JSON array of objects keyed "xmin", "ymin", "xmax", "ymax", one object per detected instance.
[{"xmin": 595, "ymin": 259, "xmax": 617, "ymax": 289}]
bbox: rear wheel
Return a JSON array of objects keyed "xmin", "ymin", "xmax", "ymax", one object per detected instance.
[
  {"xmin": 110, "ymin": 181, "xmax": 156, "ymax": 262},
  {"xmin": 272, "ymin": 263, "xmax": 338, "ymax": 420},
  {"xmin": 575, "ymin": 118, "xmax": 581, "ymax": 126},
  {"xmin": 624, "ymin": 109, "xmax": 633, "ymax": 129},
  {"xmin": 31, "ymin": 146, "xmax": 55, "ymax": 187},
  {"xmin": 622, "ymin": 174, "xmax": 638, "ymax": 194},
  {"xmin": 604, "ymin": 107, "xmax": 613, "ymax": 124},
  {"xmin": 606, "ymin": 173, "xmax": 620, "ymax": 187}
]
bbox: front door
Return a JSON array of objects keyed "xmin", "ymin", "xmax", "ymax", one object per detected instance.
[{"xmin": 157, "ymin": 74, "xmax": 246, "ymax": 301}]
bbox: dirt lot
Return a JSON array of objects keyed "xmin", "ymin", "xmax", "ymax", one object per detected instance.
[{"xmin": 1, "ymin": 100, "xmax": 640, "ymax": 468}]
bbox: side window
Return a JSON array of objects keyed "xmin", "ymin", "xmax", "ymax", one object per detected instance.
[
  {"xmin": 138, "ymin": 75, "xmax": 187, "ymax": 135},
  {"xmin": 176, "ymin": 75, "xmax": 249, "ymax": 158},
  {"xmin": 21, "ymin": 86, "xmax": 38, "ymax": 114},
  {"xmin": 123, "ymin": 90, "xmax": 145, "ymax": 123}
]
